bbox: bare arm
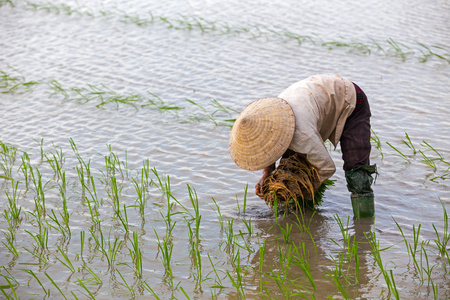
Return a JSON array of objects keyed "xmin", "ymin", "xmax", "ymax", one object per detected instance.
[{"xmin": 255, "ymin": 163, "xmax": 275, "ymax": 198}]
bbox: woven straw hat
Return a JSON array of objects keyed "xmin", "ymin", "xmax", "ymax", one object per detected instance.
[{"xmin": 229, "ymin": 97, "xmax": 295, "ymax": 171}]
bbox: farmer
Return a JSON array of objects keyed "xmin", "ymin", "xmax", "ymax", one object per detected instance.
[{"xmin": 229, "ymin": 74, "xmax": 376, "ymax": 219}]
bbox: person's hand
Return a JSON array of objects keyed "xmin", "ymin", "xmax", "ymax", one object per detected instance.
[
  {"xmin": 255, "ymin": 163, "xmax": 276, "ymax": 199},
  {"xmin": 255, "ymin": 176, "xmax": 266, "ymax": 199}
]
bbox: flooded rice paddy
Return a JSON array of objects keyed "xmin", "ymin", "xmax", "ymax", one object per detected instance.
[{"xmin": 0, "ymin": 0, "xmax": 449, "ymax": 299}]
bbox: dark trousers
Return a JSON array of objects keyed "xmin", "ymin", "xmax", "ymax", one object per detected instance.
[{"xmin": 340, "ymin": 83, "xmax": 372, "ymax": 171}]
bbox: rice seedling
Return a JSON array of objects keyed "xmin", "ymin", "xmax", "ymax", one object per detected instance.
[
  {"xmin": 224, "ymin": 219, "xmax": 234, "ymax": 251},
  {"xmin": 187, "ymin": 184, "xmax": 201, "ymax": 231},
  {"xmin": 143, "ymin": 92, "xmax": 183, "ymax": 111},
  {"xmin": 89, "ymin": 227, "xmax": 123, "ymax": 269},
  {"xmin": 48, "ymin": 209, "xmax": 71, "ymax": 238},
  {"xmin": 58, "ymin": 171, "xmax": 70, "ymax": 226},
  {"xmin": 400, "ymin": 132, "xmax": 417, "ymax": 155},
  {"xmin": 116, "ymin": 268, "xmax": 136, "ymax": 297},
  {"xmin": 186, "ymin": 185, "xmax": 203, "ymax": 285},
  {"xmin": 332, "ymin": 215, "xmax": 351, "ymax": 248},
  {"xmin": 284, "ymin": 32, "xmax": 313, "ymax": 45},
  {"xmin": 324, "ymin": 270, "xmax": 349, "ymax": 300},
  {"xmin": 19, "ymin": 151, "xmax": 31, "ymax": 188},
  {"xmin": 242, "ymin": 218, "xmax": 253, "ymax": 236},
  {"xmin": 69, "ymin": 139, "xmax": 92, "ymax": 179},
  {"xmin": 386, "ymin": 141, "xmax": 410, "ymax": 163},
  {"xmin": 154, "ymin": 229, "xmax": 175, "ymax": 287},
  {"xmin": 408, "ymin": 224, "xmax": 424, "ymax": 280},
  {"xmin": 416, "ymin": 42, "xmax": 450, "ymax": 63},
  {"xmin": 329, "ymin": 252, "xmax": 345, "ymax": 279},
  {"xmin": 386, "ymin": 38, "xmax": 412, "ymax": 62},
  {"xmin": 419, "ymin": 150, "xmax": 438, "ymax": 172},
  {"xmin": 4, "ymin": 180, "xmax": 22, "ymax": 220},
  {"xmin": 132, "ymin": 164, "xmax": 151, "ymax": 219},
  {"xmin": 266, "ymin": 243, "xmax": 307, "ymax": 299},
  {"xmin": 1, "ymin": 233, "xmax": 19, "ymax": 256},
  {"xmin": 292, "ymin": 242, "xmax": 316, "ymax": 291},
  {"xmin": 25, "ymin": 226, "xmax": 49, "ymax": 251},
  {"xmin": 29, "ymin": 167, "xmax": 48, "ymax": 221},
  {"xmin": 55, "ymin": 245, "xmax": 76, "ymax": 273},
  {"xmin": 278, "ymin": 222, "xmax": 293, "ymax": 244},
  {"xmin": 49, "ymin": 79, "xmax": 69, "ymax": 98},
  {"xmin": 128, "ymin": 231, "xmax": 143, "ymax": 278},
  {"xmin": 0, "ymin": 68, "xmax": 40, "ymax": 94},
  {"xmin": 211, "ymin": 197, "xmax": 224, "ymax": 231},
  {"xmin": 18, "ymin": 269, "xmax": 48, "ymax": 295},
  {"xmin": 85, "ymin": 184, "xmax": 102, "ymax": 226},
  {"xmin": 44, "ymin": 146, "xmax": 65, "ymax": 180},
  {"xmin": 226, "ymin": 250, "xmax": 247, "ymax": 299},
  {"xmin": 186, "ymin": 99, "xmax": 219, "ymax": 126},
  {"xmin": 0, "ymin": 270, "xmax": 19, "ymax": 300},
  {"xmin": 352, "ymin": 239, "xmax": 360, "ymax": 284},
  {"xmin": 0, "ymin": 140, "xmax": 17, "ymax": 179},
  {"xmin": 143, "ymin": 281, "xmax": 161, "ymax": 299},
  {"xmin": 235, "ymin": 230, "xmax": 254, "ymax": 255},
  {"xmin": 120, "ymin": 11, "xmax": 154, "ymax": 26},
  {"xmin": 45, "ymin": 272, "xmax": 68, "ymax": 299},
  {"xmin": 103, "ymin": 145, "xmax": 129, "ymax": 180},
  {"xmin": 31, "ymin": 138, "xmax": 45, "ymax": 162},
  {"xmin": 364, "ymin": 231, "xmax": 399, "ymax": 299},
  {"xmin": 106, "ymin": 176, "xmax": 121, "ymax": 215},
  {"xmin": 151, "ymin": 167, "xmax": 170, "ymax": 196},
  {"xmin": 160, "ymin": 191, "xmax": 179, "ymax": 240},
  {"xmin": 293, "ymin": 210, "xmax": 318, "ymax": 254},
  {"xmin": 83, "ymin": 264, "xmax": 103, "ymax": 285},
  {"xmin": 3, "ymin": 211, "xmax": 18, "ymax": 250},
  {"xmin": 207, "ymin": 253, "xmax": 225, "ymax": 289},
  {"xmin": 117, "ymin": 204, "xmax": 130, "ymax": 232},
  {"xmin": 420, "ymin": 244, "xmax": 436, "ymax": 286},
  {"xmin": 257, "ymin": 239, "xmax": 267, "ymax": 293},
  {"xmin": 430, "ymin": 278, "xmax": 440, "ymax": 300},
  {"xmin": 187, "ymin": 222, "xmax": 203, "ymax": 285},
  {"xmin": 430, "ymin": 169, "xmax": 450, "ymax": 182},
  {"xmin": 432, "ymin": 199, "xmax": 449, "ymax": 257},
  {"xmin": 80, "ymin": 230, "xmax": 85, "ymax": 257},
  {"xmin": 370, "ymin": 129, "xmax": 384, "ymax": 159},
  {"xmin": 22, "ymin": 246, "xmax": 48, "ymax": 264},
  {"xmin": 75, "ymin": 278, "xmax": 96, "ymax": 299}
]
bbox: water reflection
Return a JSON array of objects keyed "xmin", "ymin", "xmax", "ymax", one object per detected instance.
[{"xmin": 238, "ymin": 210, "xmax": 377, "ymax": 299}]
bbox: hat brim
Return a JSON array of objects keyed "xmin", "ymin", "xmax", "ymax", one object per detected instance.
[{"xmin": 229, "ymin": 97, "xmax": 295, "ymax": 171}]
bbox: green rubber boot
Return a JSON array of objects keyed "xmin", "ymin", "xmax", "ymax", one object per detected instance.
[
  {"xmin": 345, "ymin": 165, "xmax": 377, "ymax": 219},
  {"xmin": 351, "ymin": 193, "xmax": 374, "ymax": 219}
]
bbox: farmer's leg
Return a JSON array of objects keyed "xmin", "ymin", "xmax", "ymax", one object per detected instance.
[
  {"xmin": 340, "ymin": 83, "xmax": 376, "ymax": 219},
  {"xmin": 340, "ymin": 83, "xmax": 371, "ymax": 171}
]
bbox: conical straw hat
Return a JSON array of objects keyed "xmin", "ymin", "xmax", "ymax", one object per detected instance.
[{"xmin": 229, "ymin": 97, "xmax": 295, "ymax": 171}]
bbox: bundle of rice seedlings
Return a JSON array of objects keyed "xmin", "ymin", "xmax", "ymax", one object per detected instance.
[{"xmin": 261, "ymin": 153, "xmax": 334, "ymax": 214}]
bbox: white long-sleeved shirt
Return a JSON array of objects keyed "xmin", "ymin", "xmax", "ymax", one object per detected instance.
[{"xmin": 278, "ymin": 74, "xmax": 357, "ymax": 183}]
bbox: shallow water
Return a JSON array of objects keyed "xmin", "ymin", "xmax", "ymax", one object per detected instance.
[{"xmin": 0, "ymin": 0, "xmax": 449, "ymax": 299}]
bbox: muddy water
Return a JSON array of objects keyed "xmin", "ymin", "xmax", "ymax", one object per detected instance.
[{"xmin": 0, "ymin": 0, "xmax": 449, "ymax": 299}]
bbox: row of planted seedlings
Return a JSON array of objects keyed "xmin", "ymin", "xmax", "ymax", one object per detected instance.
[
  {"xmin": 0, "ymin": 138, "xmax": 320, "ymax": 298},
  {"xmin": 1, "ymin": 0, "xmax": 448, "ymax": 63},
  {"xmin": 371, "ymin": 131, "xmax": 450, "ymax": 182},
  {"xmin": 0, "ymin": 134, "xmax": 449, "ymax": 299},
  {"xmin": 0, "ymin": 67, "xmax": 238, "ymax": 128}
]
